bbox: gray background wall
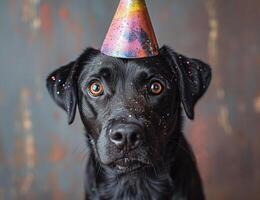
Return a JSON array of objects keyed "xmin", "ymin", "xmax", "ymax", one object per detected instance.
[{"xmin": 0, "ymin": 0, "xmax": 259, "ymax": 199}]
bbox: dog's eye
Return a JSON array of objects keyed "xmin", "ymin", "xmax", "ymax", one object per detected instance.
[
  {"xmin": 88, "ymin": 80, "xmax": 104, "ymax": 97},
  {"xmin": 149, "ymin": 81, "xmax": 164, "ymax": 95}
]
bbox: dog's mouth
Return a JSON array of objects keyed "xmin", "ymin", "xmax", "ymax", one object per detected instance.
[{"xmin": 111, "ymin": 158, "xmax": 151, "ymax": 174}]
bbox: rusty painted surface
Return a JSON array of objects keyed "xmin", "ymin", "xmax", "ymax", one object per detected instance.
[{"xmin": 0, "ymin": 0, "xmax": 259, "ymax": 199}]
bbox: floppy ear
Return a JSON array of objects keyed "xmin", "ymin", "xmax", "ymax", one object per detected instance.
[
  {"xmin": 160, "ymin": 46, "xmax": 212, "ymax": 120},
  {"xmin": 46, "ymin": 47, "xmax": 100, "ymax": 124},
  {"xmin": 46, "ymin": 61, "xmax": 78, "ymax": 124}
]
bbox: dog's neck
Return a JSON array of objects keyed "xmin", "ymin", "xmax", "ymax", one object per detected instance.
[
  {"xmin": 102, "ymin": 171, "xmax": 173, "ymax": 200},
  {"xmin": 85, "ymin": 154, "xmax": 175, "ymax": 200}
]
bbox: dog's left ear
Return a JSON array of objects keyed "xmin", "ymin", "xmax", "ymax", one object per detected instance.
[
  {"xmin": 160, "ymin": 46, "xmax": 212, "ymax": 120},
  {"xmin": 46, "ymin": 47, "xmax": 100, "ymax": 124}
]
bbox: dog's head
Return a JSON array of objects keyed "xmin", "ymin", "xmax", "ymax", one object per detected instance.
[{"xmin": 46, "ymin": 46, "xmax": 211, "ymax": 174}]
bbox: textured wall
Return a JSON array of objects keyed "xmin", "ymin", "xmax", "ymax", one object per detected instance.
[{"xmin": 0, "ymin": 0, "xmax": 259, "ymax": 199}]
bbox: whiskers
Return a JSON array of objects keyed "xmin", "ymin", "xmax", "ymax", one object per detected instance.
[
  {"xmin": 73, "ymin": 143, "xmax": 89, "ymax": 165},
  {"xmin": 145, "ymin": 136, "xmax": 195, "ymax": 177}
]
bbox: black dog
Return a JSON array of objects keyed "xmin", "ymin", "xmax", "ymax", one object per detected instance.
[{"xmin": 46, "ymin": 45, "xmax": 211, "ymax": 200}]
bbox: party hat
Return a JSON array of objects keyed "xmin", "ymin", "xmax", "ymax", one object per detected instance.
[{"xmin": 101, "ymin": 0, "xmax": 159, "ymax": 58}]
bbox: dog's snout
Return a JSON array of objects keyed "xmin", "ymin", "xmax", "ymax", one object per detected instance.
[{"xmin": 109, "ymin": 123, "xmax": 143, "ymax": 150}]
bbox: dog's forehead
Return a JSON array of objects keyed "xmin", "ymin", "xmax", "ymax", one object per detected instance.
[{"xmin": 82, "ymin": 53, "xmax": 172, "ymax": 79}]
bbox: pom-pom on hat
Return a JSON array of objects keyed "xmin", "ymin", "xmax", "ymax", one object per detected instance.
[{"xmin": 101, "ymin": 0, "xmax": 159, "ymax": 58}]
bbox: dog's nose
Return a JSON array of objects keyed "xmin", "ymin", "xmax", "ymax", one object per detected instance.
[{"xmin": 109, "ymin": 124, "xmax": 143, "ymax": 150}]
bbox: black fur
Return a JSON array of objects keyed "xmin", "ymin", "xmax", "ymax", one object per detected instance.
[{"xmin": 46, "ymin": 45, "xmax": 211, "ymax": 200}]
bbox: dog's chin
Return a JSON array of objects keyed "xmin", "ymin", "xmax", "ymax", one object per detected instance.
[{"xmin": 109, "ymin": 158, "xmax": 151, "ymax": 175}]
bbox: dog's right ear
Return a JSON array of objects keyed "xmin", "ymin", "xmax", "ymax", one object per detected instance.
[
  {"xmin": 46, "ymin": 47, "xmax": 100, "ymax": 124},
  {"xmin": 46, "ymin": 61, "xmax": 77, "ymax": 124}
]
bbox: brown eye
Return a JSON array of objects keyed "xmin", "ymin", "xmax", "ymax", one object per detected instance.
[
  {"xmin": 150, "ymin": 81, "xmax": 163, "ymax": 95},
  {"xmin": 88, "ymin": 80, "xmax": 104, "ymax": 97}
]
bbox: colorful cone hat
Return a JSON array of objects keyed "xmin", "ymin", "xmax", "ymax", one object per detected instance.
[{"xmin": 101, "ymin": 0, "xmax": 159, "ymax": 58}]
